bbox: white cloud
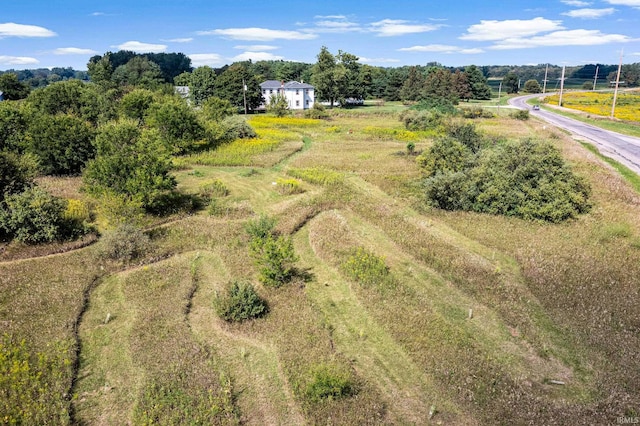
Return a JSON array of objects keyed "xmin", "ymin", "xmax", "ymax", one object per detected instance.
[
  {"xmin": 189, "ymin": 53, "xmax": 224, "ymax": 67},
  {"xmin": 398, "ymin": 44, "xmax": 483, "ymax": 54},
  {"xmin": 232, "ymin": 51, "xmax": 284, "ymax": 62},
  {"xmin": 370, "ymin": 19, "xmax": 440, "ymax": 37},
  {"xmin": 53, "ymin": 47, "xmax": 98, "ymax": 55},
  {"xmin": 359, "ymin": 57, "xmax": 401, "ymax": 63},
  {"xmin": 198, "ymin": 27, "xmax": 316, "ymax": 41},
  {"xmin": 310, "ymin": 16, "xmax": 362, "ymax": 33},
  {"xmin": 562, "ymin": 8, "xmax": 616, "ymax": 18},
  {"xmin": 0, "ymin": 55, "xmax": 39, "ymax": 65},
  {"xmin": 489, "ymin": 29, "xmax": 632, "ymax": 50},
  {"xmin": 234, "ymin": 45, "xmax": 279, "ymax": 51},
  {"xmin": 604, "ymin": 0, "xmax": 640, "ymax": 7},
  {"xmin": 163, "ymin": 38, "xmax": 193, "ymax": 43},
  {"xmin": 460, "ymin": 17, "xmax": 564, "ymax": 41},
  {"xmin": 114, "ymin": 41, "xmax": 167, "ymax": 53},
  {"xmin": 561, "ymin": 0, "xmax": 591, "ymax": 5},
  {"xmin": 0, "ymin": 22, "xmax": 56, "ymax": 38},
  {"xmin": 399, "ymin": 44, "xmax": 461, "ymax": 52}
]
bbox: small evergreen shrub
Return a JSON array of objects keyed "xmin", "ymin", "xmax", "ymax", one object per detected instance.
[
  {"xmin": 97, "ymin": 223, "xmax": 151, "ymax": 262},
  {"xmin": 214, "ymin": 281, "xmax": 268, "ymax": 322},
  {"xmin": 443, "ymin": 119, "xmax": 483, "ymax": 153},
  {"xmin": 249, "ymin": 234, "xmax": 299, "ymax": 287},
  {"xmin": 305, "ymin": 363, "xmax": 354, "ymax": 402}
]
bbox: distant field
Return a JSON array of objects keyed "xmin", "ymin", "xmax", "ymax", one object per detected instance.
[
  {"xmin": 2, "ymin": 108, "xmax": 640, "ymax": 424},
  {"xmin": 543, "ymin": 90, "xmax": 640, "ymax": 122}
]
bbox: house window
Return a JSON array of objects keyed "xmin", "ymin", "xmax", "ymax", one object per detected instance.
[
  {"xmin": 262, "ymin": 90, "xmax": 266, "ymax": 94},
  {"xmin": 296, "ymin": 100, "xmax": 300, "ymax": 107},
  {"xmin": 305, "ymin": 89, "xmax": 309, "ymax": 94},
  {"xmin": 296, "ymin": 89, "xmax": 299, "ymax": 95},
  {"xmin": 306, "ymin": 100, "xmax": 309, "ymax": 105},
  {"xmin": 270, "ymin": 89, "xmax": 273, "ymax": 94}
]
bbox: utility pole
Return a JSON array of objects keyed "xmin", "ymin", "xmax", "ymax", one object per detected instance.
[
  {"xmin": 497, "ymin": 81, "xmax": 502, "ymax": 114},
  {"xmin": 611, "ymin": 49, "xmax": 623, "ymax": 119},
  {"xmin": 542, "ymin": 64, "xmax": 549, "ymax": 94},
  {"xmin": 242, "ymin": 78, "xmax": 248, "ymax": 115},
  {"xmin": 592, "ymin": 65, "xmax": 599, "ymax": 91},
  {"xmin": 558, "ymin": 65, "xmax": 566, "ymax": 107}
]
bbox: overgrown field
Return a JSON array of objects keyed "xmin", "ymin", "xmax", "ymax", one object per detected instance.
[
  {"xmin": 543, "ymin": 90, "xmax": 640, "ymax": 122},
  {"xmin": 2, "ymin": 110, "xmax": 640, "ymax": 424}
]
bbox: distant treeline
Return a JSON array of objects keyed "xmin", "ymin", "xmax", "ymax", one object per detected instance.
[{"xmin": 2, "ymin": 51, "xmax": 639, "ymax": 96}]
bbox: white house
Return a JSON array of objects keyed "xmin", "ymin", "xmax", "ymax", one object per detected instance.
[{"xmin": 260, "ymin": 80, "xmax": 314, "ymax": 110}]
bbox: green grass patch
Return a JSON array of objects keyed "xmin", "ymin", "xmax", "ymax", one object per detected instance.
[{"xmin": 580, "ymin": 142, "xmax": 640, "ymax": 193}]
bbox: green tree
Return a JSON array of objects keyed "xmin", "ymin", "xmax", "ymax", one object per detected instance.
[
  {"xmin": 213, "ymin": 63, "xmax": 263, "ymax": 112},
  {"xmin": 311, "ymin": 46, "xmax": 339, "ymax": 107},
  {"xmin": 0, "ymin": 73, "xmax": 30, "ymax": 100},
  {"xmin": 87, "ymin": 54, "xmax": 115, "ymax": 87},
  {"xmin": 336, "ymin": 50, "xmax": 363, "ymax": 103},
  {"xmin": 173, "ymin": 71, "xmax": 191, "ymax": 87},
  {"xmin": 464, "ymin": 65, "xmax": 492, "ymax": 100},
  {"xmin": 452, "ymin": 70, "xmax": 472, "ymax": 102},
  {"xmin": 399, "ymin": 66, "xmax": 425, "ymax": 101},
  {"xmin": 200, "ymin": 97, "xmax": 235, "ymax": 122},
  {"xmin": 0, "ymin": 101, "xmax": 30, "ymax": 153},
  {"xmin": 82, "ymin": 120, "xmax": 176, "ymax": 209},
  {"xmin": 214, "ymin": 281, "xmax": 268, "ymax": 322},
  {"xmin": 25, "ymin": 80, "xmax": 104, "ymax": 124},
  {"xmin": 523, "ymin": 79, "xmax": 542, "ymax": 93},
  {"xmin": 502, "ymin": 72, "xmax": 519, "ymax": 94},
  {"xmin": 27, "ymin": 113, "xmax": 95, "ymax": 175},
  {"xmin": 112, "ymin": 57, "xmax": 164, "ymax": 89},
  {"xmin": 189, "ymin": 66, "xmax": 217, "ymax": 105},
  {"xmin": 266, "ymin": 94, "xmax": 290, "ymax": 117},
  {"xmin": 145, "ymin": 95, "xmax": 204, "ymax": 154},
  {"xmin": 0, "ymin": 151, "xmax": 37, "ymax": 200},
  {"xmin": 423, "ymin": 68, "xmax": 457, "ymax": 103},
  {"xmin": 119, "ymin": 88, "xmax": 155, "ymax": 122}
]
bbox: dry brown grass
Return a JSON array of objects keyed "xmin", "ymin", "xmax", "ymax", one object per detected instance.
[{"xmin": 3, "ymin": 110, "xmax": 640, "ymax": 424}]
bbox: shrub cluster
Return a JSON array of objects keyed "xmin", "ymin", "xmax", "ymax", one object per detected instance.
[
  {"xmin": 420, "ymin": 134, "xmax": 591, "ymax": 222},
  {"xmin": 214, "ymin": 281, "xmax": 268, "ymax": 322},
  {"xmin": 399, "ymin": 109, "xmax": 445, "ymax": 131},
  {"xmin": 0, "ymin": 187, "xmax": 85, "ymax": 244}
]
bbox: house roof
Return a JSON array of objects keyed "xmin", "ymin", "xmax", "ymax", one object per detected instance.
[{"xmin": 260, "ymin": 80, "xmax": 314, "ymax": 90}]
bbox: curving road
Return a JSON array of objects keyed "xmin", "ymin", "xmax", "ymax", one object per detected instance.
[{"xmin": 509, "ymin": 94, "xmax": 640, "ymax": 175}]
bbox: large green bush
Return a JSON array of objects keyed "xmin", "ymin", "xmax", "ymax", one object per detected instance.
[
  {"xmin": 0, "ymin": 187, "xmax": 78, "ymax": 244},
  {"xmin": 214, "ymin": 281, "xmax": 268, "ymax": 322},
  {"xmin": 82, "ymin": 120, "xmax": 176, "ymax": 210},
  {"xmin": 417, "ymin": 137, "xmax": 474, "ymax": 177},
  {"xmin": 421, "ymin": 138, "xmax": 591, "ymax": 222},
  {"xmin": 0, "ymin": 151, "xmax": 37, "ymax": 201}
]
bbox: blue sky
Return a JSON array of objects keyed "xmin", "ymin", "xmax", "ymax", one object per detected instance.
[{"xmin": 1, "ymin": 0, "xmax": 639, "ymax": 71}]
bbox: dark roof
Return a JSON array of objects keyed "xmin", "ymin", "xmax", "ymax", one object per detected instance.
[{"xmin": 260, "ymin": 80, "xmax": 314, "ymax": 90}]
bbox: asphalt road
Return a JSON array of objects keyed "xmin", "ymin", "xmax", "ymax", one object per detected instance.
[{"xmin": 509, "ymin": 94, "xmax": 640, "ymax": 175}]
